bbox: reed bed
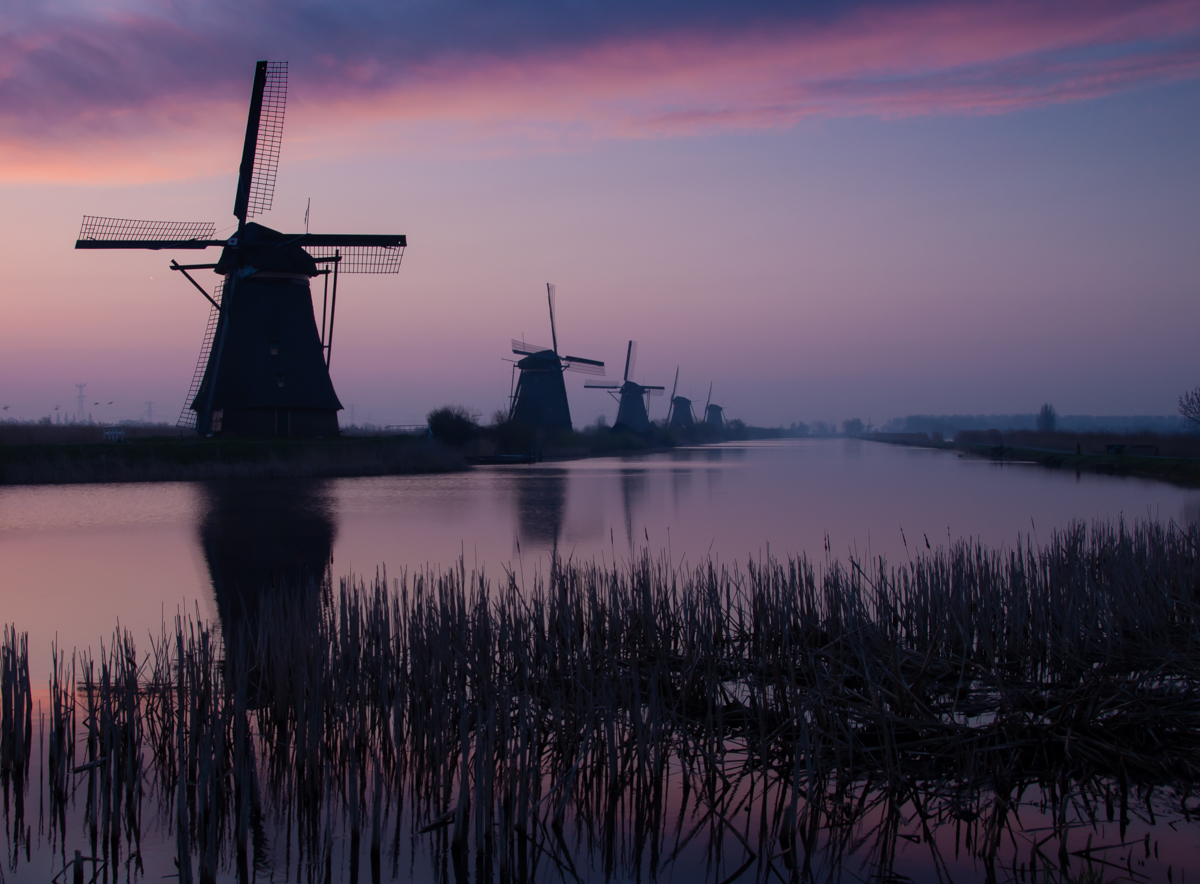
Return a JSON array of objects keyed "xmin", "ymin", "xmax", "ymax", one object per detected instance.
[{"xmin": 4, "ymin": 518, "xmax": 1200, "ymax": 883}]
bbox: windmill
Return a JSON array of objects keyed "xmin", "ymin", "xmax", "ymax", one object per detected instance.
[
  {"xmin": 666, "ymin": 367, "xmax": 695, "ymax": 429},
  {"xmin": 74, "ymin": 61, "xmax": 406, "ymax": 438},
  {"xmin": 508, "ymin": 284, "xmax": 604, "ymax": 429},
  {"xmin": 703, "ymin": 382, "xmax": 724, "ymax": 428},
  {"xmin": 584, "ymin": 341, "xmax": 664, "ymax": 433}
]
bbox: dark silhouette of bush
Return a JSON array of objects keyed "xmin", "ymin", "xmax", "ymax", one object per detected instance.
[{"xmin": 426, "ymin": 406, "xmax": 480, "ymax": 447}]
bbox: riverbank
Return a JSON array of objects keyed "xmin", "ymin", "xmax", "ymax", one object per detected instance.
[
  {"xmin": 867, "ymin": 430, "xmax": 1200, "ymax": 485},
  {"xmin": 0, "ymin": 433, "xmax": 466, "ymax": 485}
]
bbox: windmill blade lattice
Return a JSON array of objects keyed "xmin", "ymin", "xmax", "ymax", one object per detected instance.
[
  {"xmin": 177, "ymin": 278, "xmax": 224, "ymax": 429},
  {"xmin": 246, "ymin": 61, "xmax": 287, "ymax": 218},
  {"xmin": 77, "ymin": 216, "xmax": 217, "ymax": 248},
  {"xmin": 305, "ymin": 244, "xmax": 404, "ymax": 273},
  {"xmin": 563, "ymin": 356, "xmax": 605, "ymax": 376},
  {"xmin": 624, "ymin": 341, "xmax": 637, "ymax": 383},
  {"xmin": 512, "ymin": 339, "xmax": 552, "ymax": 356}
]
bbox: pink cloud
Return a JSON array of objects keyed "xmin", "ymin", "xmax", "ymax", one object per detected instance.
[
  {"xmin": 1, "ymin": 0, "xmax": 1197, "ymax": 181},
  {"xmin": 360, "ymin": 0, "xmax": 1200, "ymax": 136}
]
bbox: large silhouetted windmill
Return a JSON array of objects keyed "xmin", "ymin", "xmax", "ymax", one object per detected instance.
[
  {"xmin": 666, "ymin": 367, "xmax": 695, "ymax": 429},
  {"xmin": 508, "ymin": 284, "xmax": 604, "ymax": 429},
  {"xmin": 74, "ymin": 61, "xmax": 406, "ymax": 437},
  {"xmin": 585, "ymin": 341, "xmax": 664, "ymax": 432},
  {"xmin": 703, "ymin": 382, "xmax": 724, "ymax": 428}
]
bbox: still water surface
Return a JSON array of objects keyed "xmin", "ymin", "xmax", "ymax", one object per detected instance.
[
  {"xmin": 3, "ymin": 438, "xmax": 1200, "ymax": 882},
  {"xmin": 2, "ymin": 438, "xmax": 1197, "ymax": 679}
]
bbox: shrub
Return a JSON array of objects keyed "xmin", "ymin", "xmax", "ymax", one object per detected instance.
[{"xmin": 426, "ymin": 406, "xmax": 480, "ymax": 446}]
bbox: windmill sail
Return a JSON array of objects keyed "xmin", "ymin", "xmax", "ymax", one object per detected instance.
[
  {"xmin": 234, "ymin": 61, "xmax": 288, "ymax": 222},
  {"xmin": 562, "ymin": 355, "xmax": 605, "ymax": 375},
  {"xmin": 177, "ymin": 279, "xmax": 225, "ymax": 429},
  {"xmin": 512, "ymin": 339, "xmax": 553, "ymax": 356},
  {"xmin": 303, "ymin": 244, "xmax": 404, "ymax": 273},
  {"xmin": 247, "ymin": 62, "xmax": 287, "ymax": 217},
  {"xmin": 75, "ymin": 216, "xmax": 221, "ymax": 250}
]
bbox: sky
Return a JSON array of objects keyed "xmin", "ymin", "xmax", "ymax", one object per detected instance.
[{"xmin": 1, "ymin": 0, "xmax": 1198, "ymax": 428}]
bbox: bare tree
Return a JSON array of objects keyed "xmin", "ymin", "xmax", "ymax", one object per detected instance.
[
  {"xmin": 1179, "ymin": 388, "xmax": 1200, "ymax": 428},
  {"xmin": 1036, "ymin": 403, "xmax": 1057, "ymax": 433}
]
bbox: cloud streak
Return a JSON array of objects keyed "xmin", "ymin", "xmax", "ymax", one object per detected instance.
[{"xmin": 2, "ymin": 0, "xmax": 1198, "ymax": 180}]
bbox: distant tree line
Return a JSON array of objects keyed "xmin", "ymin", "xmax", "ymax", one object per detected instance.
[{"xmin": 880, "ymin": 413, "xmax": 1189, "ymax": 437}]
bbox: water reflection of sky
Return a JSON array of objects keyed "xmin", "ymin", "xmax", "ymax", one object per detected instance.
[{"xmin": 4, "ymin": 439, "xmax": 1200, "ymax": 678}]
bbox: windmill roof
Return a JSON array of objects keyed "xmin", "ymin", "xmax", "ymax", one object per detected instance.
[
  {"xmin": 215, "ymin": 222, "xmax": 320, "ymax": 277},
  {"xmin": 516, "ymin": 350, "xmax": 562, "ymax": 370}
]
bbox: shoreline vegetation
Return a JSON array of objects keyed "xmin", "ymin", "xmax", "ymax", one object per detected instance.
[
  {"xmin": 2, "ymin": 519, "xmax": 1198, "ymax": 882},
  {"xmin": 0, "ymin": 414, "xmax": 789, "ymax": 486},
  {"xmin": 867, "ymin": 428, "xmax": 1200, "ymax": 486},
  {"xmin": 0, "ymin": 433, "xmax": 467, "ymax": 485}
]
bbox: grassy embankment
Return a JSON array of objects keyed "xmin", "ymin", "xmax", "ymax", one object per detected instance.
[
  {"xmin": 868, "ymin": 427, "xmax": 1200, "ymax": 485},
  {"xmin": 2, "ymin": 519, "xmax": 1197, "ymax": 882},
  {"xmin": 0, "ymin": 415, "xmax": 787, "ymax": 484},
  {"xmin": 478, "ymin": 414, "xmax": 789, "ymax": 461},
  {"xmin": 0, "ymin": 430, "xmax": 464, "ymax": 485}
]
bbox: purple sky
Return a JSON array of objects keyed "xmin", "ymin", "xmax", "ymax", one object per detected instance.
[{"xmin": 1, "ymin": 0, "xmax": 1198, "ymax": 427}]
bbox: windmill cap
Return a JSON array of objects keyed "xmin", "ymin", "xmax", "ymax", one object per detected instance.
[{"xmin": 215, "ymin": 222, "xmax": 319, "ymax": 277}]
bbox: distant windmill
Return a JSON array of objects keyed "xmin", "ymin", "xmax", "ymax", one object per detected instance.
[
  {"xmin": 666, "ymin": 367, "xmax": 695, "ymax": 429},
  {"xmin": 508, "ymin": 284, "xmax": 604, "ymax": 429},
  {"xmin": 74, "ymin": 383, "xmax": 87, "ymax": 423},
  {"xmin": 74, "ymin": 60, "xmax": 406, "ymax": 438},
  {"xmin": 703, "ymin": 382, "xmax": 724, "ymax": 428},
  {"xmin": 585, "ymin": 341, "xmax": 664, "ymax": 432}
]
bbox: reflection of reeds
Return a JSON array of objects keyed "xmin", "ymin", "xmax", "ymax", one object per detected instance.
[{"xmin": 5, "ymin": 519, "xmax": 1200, "ymax": 882}]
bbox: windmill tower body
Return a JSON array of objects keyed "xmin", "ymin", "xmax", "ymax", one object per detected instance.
[
  {"xmin": 666, "ymin": 367, "xmax": 695, "ymax": 429},
  {"xmin": 669, "ymin": 397, "xmax": 695, "ymax": 429},
  {"xmin": 510, "ymin": 351, "xmax": 572, "ymax": 429},
  {"xmin": 74, "ymin": 61, "xmax": 405, "ymax": 438},
  {"xmin": 191, "ymin": 225, "xmax": 340, "ymax": 436},
  {"xmin": 615, "ymin": 387, "xmax": 651, "ymax": 432},
  {"xmin": 701, "ymin": 382, "xmax": 723, "ymax": 429},
  {"xmin": 508, "ymin": 285, "xmax": 604, "ymax": 431}
]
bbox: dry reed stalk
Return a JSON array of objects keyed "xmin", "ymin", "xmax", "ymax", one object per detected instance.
[{"xmin": 11, "ymin": 518, "xmax": 1200, "ymax": 882}]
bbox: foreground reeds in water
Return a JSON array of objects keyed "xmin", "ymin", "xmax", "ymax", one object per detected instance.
[{"xmin": 4, "ymin": 520, "xmax": 1200, "ymax": 883}]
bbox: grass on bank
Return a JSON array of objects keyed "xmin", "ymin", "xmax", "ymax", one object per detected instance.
[
  {"xmin": 869, "ymin": 427, "xmax": 1200, "ymax": 486},
  {"xmin": 0, "ymin": 433, "xmax": 465, "ymax": 485},
  {"xmin": 427, "ymin": 405, "xmax": 790, "ymax": 461}
]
